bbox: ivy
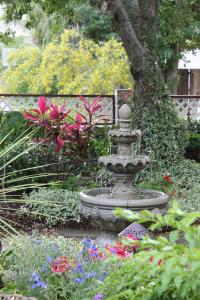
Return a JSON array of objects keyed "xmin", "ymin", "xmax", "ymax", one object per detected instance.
[{"xmin": 140, "ymin": 98, "xmax": 189, "ymax": 167}]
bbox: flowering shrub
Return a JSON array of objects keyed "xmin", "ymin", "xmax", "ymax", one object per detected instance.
[
  {"xmin": 98, "ymin": 203, "xmax": 200, "ymax": 300},
  {"xmin": 1, "ymin": 234, "xmax": 137, "ymax": 300},
  {"xmin": 2, "ymin": 30, "xmax": 133, "ymax": 95},
  {"xmin": 24, "ymin": 96, "xmax": 107, "ymax": 157}
]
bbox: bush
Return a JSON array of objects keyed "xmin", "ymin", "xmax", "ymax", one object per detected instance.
[
  {"xmin": 141, "ymin": 99, "xmax": 189, "ymax": 168},
  {"xmin": 1, "ymin": 234, "xmax": 127, "ymax": 299},
  {"xmin": 186, "ymin": 133, "xmax": 200, "ymax": 149},
  {"xmin": 19, "ymin": 188, "xmax": 80, "ymax": 226},
  {"xmin": 2, "ymin": 29, "xmax": 133, "ymax": 94},
  {"xmin": 98, "ymin": 204, "xmax": 200, "ymax": 300},
  {"xmin": 136, "ymin": 159, "xmax": 200, "ymax": 212}
]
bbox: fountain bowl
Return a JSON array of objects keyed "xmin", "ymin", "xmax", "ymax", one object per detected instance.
[
  {"xmin": 99, "ymin": 155, "xmax": 150, "ymax": 175},
  {"xmin": 80, "ymin": 188, "xmax": 169, "ymax": 232}
]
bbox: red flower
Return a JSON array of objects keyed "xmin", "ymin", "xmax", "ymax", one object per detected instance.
[
  {"xmin": 163, "ymin": 175, "xmax": 173, "ymax": 184},
  {"xmin": 126, "ymin": 234, "xmax": 138, "ymax": 253},
  {"xmin": 149, "ymin": 256, "xmax": 163, "ymax": 266},
  {"xmin": 51, "ymin": 256, "xmax": 71, "ymax": 273}
]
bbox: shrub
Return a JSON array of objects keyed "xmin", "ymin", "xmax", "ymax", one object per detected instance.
[
  {"xmin": 2, "ymin": 29, "xmax": 133, "ymax": 94},
  {"xmin": 24, "ymin": 96, "xmax": 108, "ymax": 157},
  {"xmin": 1, "ymin": 234, "xmax": 134, "ymax": 299},
  {"xmin": 136, "ymin": 159, "xmax": 200, "ymax": 212},
  {"xmin": 98, "ymin": 204, "xmax": 200, "ymax": 300},
  {"xmin": 141, "ymin": 99, "xmax": 189, "ymax": 168},
  {"xmin": 20, "ymin": 188, "xmax": 80, "ymax": 226}
]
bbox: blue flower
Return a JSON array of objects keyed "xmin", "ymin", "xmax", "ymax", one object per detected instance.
[
  {"xmin": 99, "ymin": 272, "xmax": 107, "ymax": 282},
  {"xmin": 41, "ymin": 266, "xmax": 48, "ymax": 273},
  {"xmin": 53, "ymin": 243, "xmax": 60, "ymax": 253},
  {"xmin": 81, "ymin": 238, "xmax": 93, "ymax": 249},
  {"xmin": 76, "ymin": 263, "xmax": 84, "ymax": 274},
  {"xmin": 46, "ymin": 255, "xmax": 53, "ymax": 263},
  {"xmin": 85, "ymin": 271, "xmax": 96, "ymax": 279},
  {"xmin": 31, "ymin": 272, "xmax": 40, "ymax": 281},
  {"xmin": 34, "ymin": 239, "xmax": 42, "ymax": 246},
  {"xmin": 31, "ymin": 272, "xmax": 47, "ymax": 289},
  {"xmin": 94, "ymin": 294, "xmax": 103, "ymax": 300},
  {"xmin": 73, "ymin": 277, "xmax": 85, "ymax": 284}
]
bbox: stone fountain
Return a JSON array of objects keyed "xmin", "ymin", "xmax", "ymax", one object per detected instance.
[{"xmin": 80, "ymin": 104, "xmax": 169, "ymax": 233}]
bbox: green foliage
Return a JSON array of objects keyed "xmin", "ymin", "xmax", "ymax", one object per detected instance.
[
  {"xmin": 73, "ymin": 3, "xmax": 116, "ymax": 41},
  {"xmin": 1, "ymin": 235, "xmax": 79, "ymax": 298},
  {"xmin": 0, "ymin": 131, "xmax": 55, "ymax": 235},
  {"xmin": 0, "ymin": 112, "xmax": 27, "ymax": 148},
  {"xmin": 178, "ymin": 184, "xmax": 200, "ymax": 213},
  {"xmin": 1, "ymin": 234, "xmax": 113, "ymax": 300},
  {"xmin": 98, "ymin": 204, "xmax": 200, "ymax": 299},
  {"xmin": 137, "ymin": 159, "xmax": 200, "ymax": 213},
  {"xmin": 158, "ymin": 0, "xmax": 200, "ymax": 70},
  {"xmin": 141, "ymin": 99, "xmax": 189, "ymax": 167},
  {"xmin": 186, "ymin": 133, "xmax": 200, "ymax": 149},
  {"xmin": 19, "ymin": 188, "xmax": 80, "ymax": 226}
]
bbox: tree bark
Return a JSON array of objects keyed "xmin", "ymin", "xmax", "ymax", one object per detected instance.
[{"xmin": 106, "ymin": 0, "xmax": 162, "ymax": 115}]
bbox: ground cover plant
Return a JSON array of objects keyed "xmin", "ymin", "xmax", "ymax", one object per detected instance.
[
  {"xmin": 136, "ymin": 158, "xmax": 200, "ymax": 213},
  {"xmin": 2, "ymin": 204, "xmax": 200, "ymax": 299},
  {"xmin": 19, "ymin": 188, "xmax": 80, "ymax": 226},
  {"xmin": 0, "ymin": 234, "xmax": 138, "ymax": 300}
]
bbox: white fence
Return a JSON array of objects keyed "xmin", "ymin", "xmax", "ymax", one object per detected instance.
[
  {"xmin": 0, "ymin": 94, "xmax": 115, "ymax": 124},
  {"xmin": 0, "ymin": 91, "xmax": 199, "ymax": 123}
]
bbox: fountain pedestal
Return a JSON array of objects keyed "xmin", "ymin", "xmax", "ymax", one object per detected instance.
[{"xmin": 80, "ymin": 104, "xmax": 169, "ymax": 233}]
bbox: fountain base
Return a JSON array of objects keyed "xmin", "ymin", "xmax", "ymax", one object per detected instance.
[{"xmin": 80, "ymin": 187, "xmax": 169, "ymax": 232}]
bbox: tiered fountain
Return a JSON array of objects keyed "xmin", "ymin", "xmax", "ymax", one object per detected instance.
[{"xmin": 80, "ymin": 104, "xmax": 169, "ymax": 233}]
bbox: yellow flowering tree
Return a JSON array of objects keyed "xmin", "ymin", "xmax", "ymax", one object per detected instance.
[{"xmin": 2, "ymin": 30, "xmax": 133, "ymax": 94}]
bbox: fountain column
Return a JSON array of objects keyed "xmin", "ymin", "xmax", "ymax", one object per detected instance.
[{"xmin": 79, "ymin": 103, "xmax": 169, "ymax": 233}]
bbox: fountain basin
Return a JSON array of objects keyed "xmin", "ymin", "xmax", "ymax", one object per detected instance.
[
  {"xmin": 99, "ymin": 155, "xmax": 150, "ymax": 175},
  {"xmin": 108, "ymin": 129, "xmax": 141, "ymax": 145},
  {"xmin": 80, "ymin": 188, "xmax": 169, "ymax": 232}
]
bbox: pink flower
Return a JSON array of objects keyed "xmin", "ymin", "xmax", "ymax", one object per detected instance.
[
  {"xmin": 51, "ymin": 256, "xmax": 71, "ymax": 273},
  {"xmin": 55, "ymin": 136, "xmax": 65, "ymax": 153},
  {"xmin": 38, "ymin": 97, "xmax": 49, "ymax": 115}
]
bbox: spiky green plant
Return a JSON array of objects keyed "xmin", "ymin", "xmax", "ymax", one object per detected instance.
[{"xmin": 0, "ymin": 129, "xmax": 58, "ymax": 235}]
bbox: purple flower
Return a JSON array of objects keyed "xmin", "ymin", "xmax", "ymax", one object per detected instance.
[
  {"xmin": 76, "ymin": 264, "xmax": 84, "ymax": 274},
  {"xmin": 31, "ymin": 272, "xmax": 47, "ymax": 289},
  {"xmin": 34, "ymin": 239, "xmax": 42, "ymax": 246},
  {"xmin": 85, "ymin": 271, "xmax": 96, "ymax": 279},
  {"xmin": 46, "ymin": 255, "xmax": 53, "ymax": 263},
  {"xmin": 31, "ymin": 272, "xmax": 40, "ymax": 281},
  {"xmin": 53, "ymin": 243, "xmax": 60, "ymax": 252},
  {"xmin": 41, "ymin": 266, "xmax": 48, "ymax": 273},
  {"xmin": 94, "ymin": 294, "xmax": 103, "ymax": 300},
  {"xmin": 81, "ymin": 238, "xmax": 93, "ymax": 249},
  {"xmin": 73, "ymin": 277, "xmax": 85, "ymax": 284}
]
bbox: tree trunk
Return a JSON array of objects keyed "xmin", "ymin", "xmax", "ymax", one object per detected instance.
[
  {"xmin": 164, "ymin": 56, "xmax": 179, "ymax": 94},
  {"xmin": 106, "ymin": 0, "xmax": 163, "ymax": 115}
]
